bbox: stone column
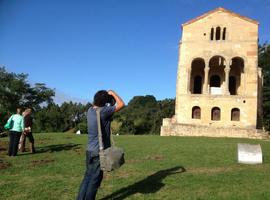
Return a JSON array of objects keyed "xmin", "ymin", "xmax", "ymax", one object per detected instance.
[
  {"xmin": 203, "ymin": 67, "xmax": 209, "ymax": 94},
  {"xmin": 224, "ymin": 67, "xmax": 230, "ymax": 95}
]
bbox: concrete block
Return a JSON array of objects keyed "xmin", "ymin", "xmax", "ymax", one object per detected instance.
[{"xmin": 237, "ymin": 143, "xmax": 262, "ymax": 164}]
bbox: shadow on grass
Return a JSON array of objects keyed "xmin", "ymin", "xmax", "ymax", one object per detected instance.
[
  {"xmin": 20, "ymin": 143, "xmax": 82, "ymax": 155},
  {"xmin": 100, "ymin": 166, "xmax": 186, "ymax": 200},
  {"xmin": 38, "ymin": 143, "xmax": 82, "ymax": 153}
]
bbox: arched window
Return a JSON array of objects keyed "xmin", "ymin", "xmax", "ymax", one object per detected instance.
[
  {"xmin": 209, "ymin": 55, "xmax": 226, "ymax": 68},
  {"xmin": 192, "ymin": 106, "xmax": 201, "ymax": 119},
  {"xmin": 230, "ymin": 57, "xmax": 244, "ymax": 95},
  {"xmin": 193, "ymin": 76, "xmax": 202, "ymax": 94},
  {"xmin": 231, "ymin": 108, "xmax": 240, "ymax": 121},
  {"xmin": 216, "ymin": 27, "xmax": 221, "ymax": 40},
  {"xmin": 210, "ymin": 28, "xmax": 214, "ymax": 40},
  {"xmin": 210, "ymin": 75, "xmax": 221, "ymax": 87},
  {"xmin": 222, "ymin": 27, "xmax": 226, "ymax": 40},
  {"xmin": 231, "ymin": 57, "xmax": 244, "ymax": 71},
  {"xmin": 190, "ymin": 58, "xmax": 205, "ymax": 94},
  {"xmin": 229, "ymin": 76, "xmax": 237, "ymax": 95},
  {"xmin": 211, "ymin": 107, "xmax": 221, "ymax": 121}
]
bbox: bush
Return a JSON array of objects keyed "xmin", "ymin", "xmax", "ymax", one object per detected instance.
[{"xmin": 76, "ymin": 121, "xmax": 87, "ymax": 134}]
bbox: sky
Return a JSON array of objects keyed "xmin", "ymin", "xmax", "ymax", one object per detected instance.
[{"xmin": 0, "ymin": 0, "xmax": 270, "ymax": 105}]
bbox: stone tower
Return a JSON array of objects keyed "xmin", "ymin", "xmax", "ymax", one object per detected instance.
[{"xmin": 161, "ymin": 7, "xmax": 268, "ymax": 139}]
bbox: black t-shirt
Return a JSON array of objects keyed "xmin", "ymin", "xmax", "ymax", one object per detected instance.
[{"xmin": 24, "ymin": 114, "xmax": 33, "ymax": 128}]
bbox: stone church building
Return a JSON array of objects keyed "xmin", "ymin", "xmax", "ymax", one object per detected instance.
[{"xmin": 161, "ymin": 7, "xmax": 268, "ymax": 139}]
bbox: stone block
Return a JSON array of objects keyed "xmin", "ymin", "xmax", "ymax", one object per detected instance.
[{"xmin": 237, "ymin": 143, "xmax": 263, "ymax": 164}]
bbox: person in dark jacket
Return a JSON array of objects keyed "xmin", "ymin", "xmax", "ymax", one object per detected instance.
[{"xmin": 19, "ymin": 108, "xmax": 35, "ymax": 153}]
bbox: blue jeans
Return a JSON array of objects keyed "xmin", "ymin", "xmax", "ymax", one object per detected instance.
[{"xmin": 77, "ymin": 151, "xmax": 103, "ymax": 200}]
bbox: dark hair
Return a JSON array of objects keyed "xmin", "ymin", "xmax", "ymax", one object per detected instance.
[
  {"xmin": 93, "ymin": 90, "xmax": 110, "ymax": 107},
  {"xmin": 93, "ymin": 90, "xmax": 116, "ymax": 107}
]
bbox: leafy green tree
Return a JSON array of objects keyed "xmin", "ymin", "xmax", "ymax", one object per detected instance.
[
  {"xmin": 34, "ymin": 102, "xmax": 90, "ymax": 133},
  {"xmin": 0, "ymin": 67, "xmax": 54, "ymax": 128},
  {"xmin": 259, "ymin": 43, "xmax": 270, "ymax": 130},
  {"xmin": 152, "ymin": 98, "xmax": 175, "ymax": 134},
  {"xmin": 60, "ymin": 102, "xmax": 87, "ymax": 131},
  {"xmin": 114, "ymin": 96, "xmax": 175, "ymax": 135}
]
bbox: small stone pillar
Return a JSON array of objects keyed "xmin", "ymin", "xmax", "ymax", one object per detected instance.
[
  {"xmin": 203, "ymin": 67, "xmax": 210, "ymax": 94},
  {"xmin": 224, "ymin": 67, "xmax": 230, "ymax": 95}
]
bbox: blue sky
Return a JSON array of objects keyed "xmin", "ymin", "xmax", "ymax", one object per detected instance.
[{"xmin": 0, "ymin": 0, "xmax": 269, "ymax": 104}]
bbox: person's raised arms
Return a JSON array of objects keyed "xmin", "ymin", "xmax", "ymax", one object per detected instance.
[{"xmin": 107, "ymin": 90, "xmax": 125, "ymax": 112}]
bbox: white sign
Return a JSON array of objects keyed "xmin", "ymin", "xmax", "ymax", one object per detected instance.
[
  {"xmin": 237, "ymin": 143, "xmax": 263, "ymax": 164},
  {"xmin": 210, "ymin": 87, "xmax": 222, "ymax": 95}
]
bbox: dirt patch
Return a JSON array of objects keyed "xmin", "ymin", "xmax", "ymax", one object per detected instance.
[
  {"xmin": 186, "ymin": 166, "xmax": 245, "ymax": 174},
  {"xmin": 31, "ymin": 159, "xmax": 55, "ymax": 167},
  {"xmin": 145, "ymin": 155, "xmax": 165, "ymax": 161},
  {"xmin": 126, "ymin": 159, "xmax": 141, "ymax": 164},
  {"xmin": 0, "ymin": 159, "xmax": 11, "ymax": 170},
  {"xmin": 0, "ymin": 147, "xmax": 7, "ymax": 152}
]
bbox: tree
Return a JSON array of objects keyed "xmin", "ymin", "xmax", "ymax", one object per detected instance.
[
  {"xmin": 33, "ymin": 102, "xmax": 90, "ymax": 133},
  {"xmin": 259, "ymin": 43, "xmax": 270, "ymax": 130},
  {"xmin": 113, "ymin": 96, "xmax": 175, "ymax": 135},
  {"xmin": 0, "ymin": 67, "xmax": 55, "ymax": 128}
]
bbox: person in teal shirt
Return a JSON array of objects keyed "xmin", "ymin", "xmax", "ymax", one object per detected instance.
[{"xmin": 7, "ymin": 108, "xmax": 24, "ymax": 156}]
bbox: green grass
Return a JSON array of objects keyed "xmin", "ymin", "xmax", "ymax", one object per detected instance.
[{"xmin": 1, "ymin": 133, "xmax": 270, "ymax": 200}]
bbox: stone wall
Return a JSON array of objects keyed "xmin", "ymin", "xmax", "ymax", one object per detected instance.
[{"xmin": 161, "ymin": 118, "xmax": 269, "ymax": 139}]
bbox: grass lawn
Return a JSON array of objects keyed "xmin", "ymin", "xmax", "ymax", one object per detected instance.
[{"xmin": 0, "ymin": 133, "xmax": 270, "ymax": 200}]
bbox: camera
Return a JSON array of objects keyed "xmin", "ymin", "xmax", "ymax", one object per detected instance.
[{"xmin": 107, "ymin": 94, "xmax": 116, "ymax": 106}]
